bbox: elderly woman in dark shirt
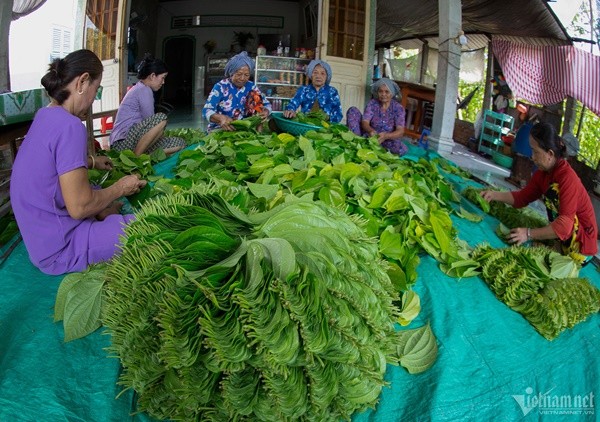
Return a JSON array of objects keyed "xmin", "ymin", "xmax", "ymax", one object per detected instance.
[{"xmin": 347, "ymin": 78, "xmax": 407, "ymax": 156}]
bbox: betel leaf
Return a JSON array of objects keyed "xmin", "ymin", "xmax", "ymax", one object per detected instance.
[
  {"xmin": 339, "ymin": 162, "xmax": 364, "ymax": 185},
  {"xmin": 368, "ymin": 184, "xmax": 392, "ymax": 209},
  {"xmin": 340, "ymin": 131, "xmax": 356, "ymax": 142},
  {"xmin": 220, "ymin": 145, "xmax": 236, "ymax": 157},
  {"xmin": 456, "ymin": 206, "xmax": 483, "ymax": 223},
  {"xmin": 379, "ymin": 227, "xmax": 403, "ymax": 260},
  {"xmin": 386, "ymin": 262, "xmax": 408, "ymax": 292},
  {"xmin": 59, "ymin": 266, "xmax": 107, "ymax": 342},
  {"xmin": 384, "ymin": 188, "xmax": 410, "ymax": 213},
  {"xmin": 249, "ymin": 238, "xmax": 297, "ymax": 281},
  {"xmin": 398, "ymin": 290, "xmax": 421, "ymax": 326},
  {"xmin": 548, "ymin": 252, "xmax": 580, "ymax": 279},
  {"xmin": 429, "ymin": 209, "xmax": 452, "ymax": 255},
  {"xmin": 397, "ymin": 322, "xmax": 438, "ymax": 374},
  {"xmin": 318, "ymin": 183, "xmax": 345, "ymax": 208},
  {"xmin": 247, "ymin": 182, "xmax": 279, "ymax": 200},
  {"xmin": 357, "ymin": 148, "xmax": 379, "ymax": 162},
  {"xmin": 272, "ymin": 164, "xmax": 295, "ymax": 176},
  {"xmin": 298, "ymin": 135, "xmax": 316, "ymax": 162},
  {"xmin": 277, "ymin": 133, "xmax": 296, "ymax": 144},
  {"xmin": 408, "ymin": 195, "xmax": 428, "ymax": 222}
]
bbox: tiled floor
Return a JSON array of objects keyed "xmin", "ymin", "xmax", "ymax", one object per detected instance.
[{"xmin": 166, "ymin": 104, "xmax": 206, "ymax": 131}]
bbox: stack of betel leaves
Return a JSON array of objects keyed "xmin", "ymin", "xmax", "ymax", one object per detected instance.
[
  {"xmin": 473, "ymin": 245, "xmax": 600, "ymax": 340},
  {"xmin": 79, "ymin": 189, "xmax": 436, "ymax": 421}
]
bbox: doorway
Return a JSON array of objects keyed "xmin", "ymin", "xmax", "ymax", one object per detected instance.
[{"xmin": 163, "ymin": 35, "xmax": 195, "ymax": 110}]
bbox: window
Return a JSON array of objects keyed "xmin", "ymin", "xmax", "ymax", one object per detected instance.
[
  {"xmin": 50, "ymin": 26, "xmax": 73, "ymax": 61},
  {"xmin": 327, "ymin": 0, "xmax": 366, "ymax": 60},
  {"xmin": 85, "ymin": 0, "xmax": 119, "ymax": 60}
]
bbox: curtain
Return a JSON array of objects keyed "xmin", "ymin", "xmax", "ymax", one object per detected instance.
[
  {"xmin": 12, "ymin": 0, "xmax": 47, "ymax": 20},
  {"xmin": 492, "ymin": 39, "xmax": 600, "ymax": 117}
]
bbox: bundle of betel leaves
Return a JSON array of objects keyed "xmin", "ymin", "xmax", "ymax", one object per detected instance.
[
  {"xmin": 472, "ymin": 244, "xmax": 600, "ymax": 340},
  {"xmin": 86, "ymin": 188, "xmax": 436, "ymax": 421},
  {"xmin": 293, "ymin": 110, "xmax": 330, "ymax": 126},
  {"xmin": 462, "ymin": 186, "xmax": 548, "ymax": 230}
]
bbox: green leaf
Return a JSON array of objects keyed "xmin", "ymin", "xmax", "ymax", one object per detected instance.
[
  {"xmin": 379, "ymin": 227, "xmax": 404, "ymax": 260},
  {"xmin": 119, "ymin": 152, "xmax": 139, "ymax": 168},
  {"xmin": 386, "ymin": 262, "xmax": 408, "ymax": 292},
  {"xmin": 456, "ymin": 206, "xmax": 483, "ymax": 222},
  {"xmin": 61, "ymin": 267, "xmax": 107, "ymax": 342},
  {"xmin": 247, "ymin": 182, "xmax": 279, "ymax": 200},
  {"xmin": 549, "ymin": 253, "xmax": 580, "ymax": 279},
  {"xmin": 397, "ymin": 323, "xmax": 438, "ymax": 374},
  {"xmin": 250, "ymin": 238, "xmax": 297, "ymax": 281},
  {"xmin": 429, "ymin": 209, "xmax": 452, "ymax": 255},
  {"xmin": 398, "ymin": 290, "xmax": 421, "ymax": 326}
]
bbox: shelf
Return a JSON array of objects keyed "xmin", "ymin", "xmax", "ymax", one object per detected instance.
[{"xmin": 255, "ymin": 56, "xmax": 309, "ymax": 106}]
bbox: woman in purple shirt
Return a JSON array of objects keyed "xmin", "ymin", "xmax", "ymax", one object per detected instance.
[
  {"xmin": 347, "ymin": 78, "xmax": 408, "ymax": 156},
  {"xmin": 10, "ymin": 49, "xmax": 146, "ymax": 275},
  {"xmin": 110, "ymin": 54, "xmax": 185, "ymax": 155}
]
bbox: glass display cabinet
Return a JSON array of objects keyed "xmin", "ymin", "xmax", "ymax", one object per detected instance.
[{"xmin": 254, "ymin": 55, "xmax": 311, "ymax": 111}]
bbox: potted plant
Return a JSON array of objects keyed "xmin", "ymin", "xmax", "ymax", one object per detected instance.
[
  {"xmin": 233, "ymin": 31, "xmax": 254, "ymax": 52},
  {"xmin": 203, "ymin": 39, "xmax": 217, "ymax": 55}
]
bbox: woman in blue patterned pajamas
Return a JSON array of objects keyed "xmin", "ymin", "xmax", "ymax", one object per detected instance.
[
  {"xmin": 203, "ymin": 51, "xmax": 271, "ymax": 132},
  {"xmin": 283, "ymin": 59, "xmax": 343, "ymax": 123}
]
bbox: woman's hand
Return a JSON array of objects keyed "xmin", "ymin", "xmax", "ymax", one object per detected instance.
[
  {"xmin": 94, "ymin": 155, "xmax": 113, "ymax": 171},
  {"xmin": 377, "ymin": 132, "xmax": 389, "ymax": 143},
  {"xmin": 215, "ymin": 114, "xmax": 235, "ymax": 131},
  {"xmin": 116, "ymin": 174, "xmax": 147, "ymax": 197},
  {"xmin": 480, "ymin": 190, "xmax": 497, "ymax": 202},
  {"xmin": 508, "ymin": 227, "xmax": 528, "ymax": 245},
  {"xmin": 259, "ymin": 109, "xmax": 270, "ymax": 121},
  {"xmin": 96, "ymin": 201, "xmax": 123, "ymax": 221},
  {"xmin": 283, "ymin": 110, "xmax": 296, "ymax": 119}
]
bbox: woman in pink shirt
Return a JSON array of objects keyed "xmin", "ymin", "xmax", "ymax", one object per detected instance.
[
  {"xmin": 10, "ymin": 49, "xmax": 146, "ymax": 275},
  {"xmin": 481, "ymin": 122, "xmax": 597, "ymax": 263}
]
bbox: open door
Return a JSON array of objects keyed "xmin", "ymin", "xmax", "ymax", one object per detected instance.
[
  {"xmin": 84, "ymin": 0, "xmax": 128, "ymax": 115},
  {"xmin": 318, "ymin": 0, "xmax": 371, "ymax": 120}
]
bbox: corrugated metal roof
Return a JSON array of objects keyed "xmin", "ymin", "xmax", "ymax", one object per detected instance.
[{"xmin": 376, "ymin": 0, "xmax": 571, "ymax": 48}]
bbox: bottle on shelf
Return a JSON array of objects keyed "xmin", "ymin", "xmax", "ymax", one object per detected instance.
[{"xmin": 277, "ymin": 41, "xmax": 284, "ymax": 57}]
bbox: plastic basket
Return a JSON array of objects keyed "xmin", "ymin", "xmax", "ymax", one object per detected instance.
[
  {"xmin": 492, "ymin": 151, "xmax": 513, "ymax": 169},
  {"xmin": 271, "ymin": 112, "xmax": 323, "ymax": 136}
]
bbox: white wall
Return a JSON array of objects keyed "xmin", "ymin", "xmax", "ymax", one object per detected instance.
[{"xmin": 9, "ymin": 0, "xmax": 79, "ymax": 92}]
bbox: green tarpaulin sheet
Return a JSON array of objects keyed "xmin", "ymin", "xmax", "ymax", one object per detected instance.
[{"xmin": 1, "ymin": 145, "xmax": 598, "ymax": 421}]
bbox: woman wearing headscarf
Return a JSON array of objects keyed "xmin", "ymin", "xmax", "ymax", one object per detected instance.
[
  {"xmin": 110, "ymin": 54, "xmax": 186, "ymax": 155},
  {"xmin": 203, "ymin": 51, "xmax": 271, "ymax": 132},
  {"xmin": 347, "ymin": 78, "xmax": 407, "ymax": 156},
  {"xmin": 283, "ymin": 59, "xmax": 342, "ymax": 123}
]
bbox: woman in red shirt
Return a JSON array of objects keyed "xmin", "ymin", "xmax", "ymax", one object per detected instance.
[{"xmin": 481, "ymin": 122, "xmax": 597, "ymax": 263}]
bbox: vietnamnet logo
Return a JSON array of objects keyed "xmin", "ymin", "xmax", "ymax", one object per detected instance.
[{"xmin": 512, "ymin": 387, "xmax": 595, "ymax": 416}]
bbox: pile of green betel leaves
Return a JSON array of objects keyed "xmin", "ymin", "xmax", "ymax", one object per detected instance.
[{"xmin": 54, "ymin": 120, "xmax": 598, "ymax": 421}]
